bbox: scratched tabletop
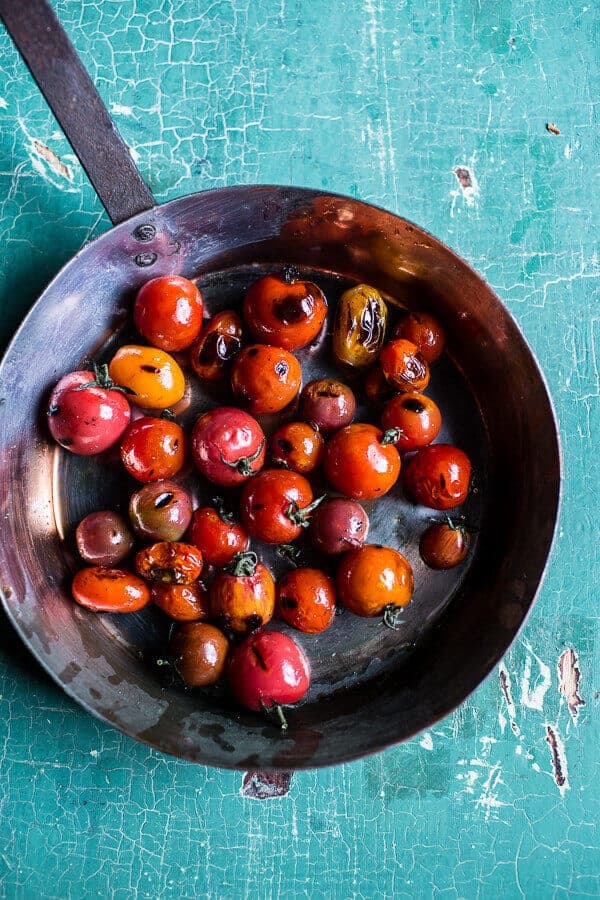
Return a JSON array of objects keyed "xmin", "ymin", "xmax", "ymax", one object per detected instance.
[{"xmin": 0, "ymin": 1, "xmax": 598, "ymax": 897}]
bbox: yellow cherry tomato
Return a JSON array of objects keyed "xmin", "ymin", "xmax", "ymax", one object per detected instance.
[{"xmin": 108, "ymin": 345, "xmax": 185, "ymax": 409}]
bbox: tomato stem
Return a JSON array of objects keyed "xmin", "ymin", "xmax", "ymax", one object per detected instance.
[
  {"xmin": 73, "ymin": 362, "xmax": 136, "ymax": 396},
  {"xmin": 286, "ymin": 494, "xmax": 325, "ymax": 527},
  {"xmin": 218, "ymin": 439, "xmax": 264, "ymax": 476},
  {"xmin": 283, "ymin": 265, "xmax": 300, "ymax": 284},
  {"xmin": 160, "ymin": 408, "xmax": 176, "ymax": 422},
  {"xmin": 276, "ymin": 543, "xmax": 302, "ymax": 566},
  {"xmin": 382, "ymin": 604, "xmax": 404, "ymax": 630},
  {"xmin": 381, "ymin": 428, "xmax": 403, "ymax": 445},
  {"xmin": 228, "ymin": 551, "xmax": 258, "ymax": 577},
  {"xmin": 261, "ymin": 699, "xmax": 289, "ymax": 731}
]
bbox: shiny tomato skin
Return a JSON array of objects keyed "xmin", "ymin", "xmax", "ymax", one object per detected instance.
[
  {"xmin": 379, "ymin": 339, "xmax": 430, "ymax": 393},
  {"xmin": 151, "ymin": 582, "xmax": 210, "ymax": 621},
  {"xmin": 299, "ymin": 379, "xmax": 356, "ymax": 433},
  {"xmin": 381, "ymin": 392, "xmax": 442, "ymax": 452},
  {"xmin": 75, "ymin": 511, "xmax": 134, "ymax": 566},
  {"xmin": 71, "ymin": 566, "xmax": 151, "ymax": 613},
  {"xmin": 209, "ymin": 562, "xmax": 275, "ymax": 634},
  {"xmin": 228, "ymin": 630, "xmax": 310, "ymax": 710},
  {"xmin": 231, "ymin": 344, "xmax": 302, "ymax": 415},
  {"xmin": 336, "ymin": 545, "xmax": 413, "ymax": 616},
  {"xmin": 133, "ymin": 275, "xmax": 204, "ymax": 351},
  {"xmin": 135, "ymin": 541, "xmax": 203, "ymax": 585},
  {"xmin": 47, "ymin": 371, "xmax": 131, "ymax": 455},
  {"xmin": 108, "ymin": 345, "xmax": 185, "ymax": 409},
  {"xmin": 240, "ymin": 469, "xmax": 314, "ymax": 544},
  {"xmin": 309, "ymin": 498, "xmax": 369, "ymax": 555},
  {"xmin": 171, "ymin": 622, "xmax": 229, "ymax": 687},
  {"xmin": 394, "ymin": 311, "xmax": 446, "ymax": 363},
  {"xmin": 128, "ymin": 480, "xmax": 192, "ymax": 541},
  {"xmin": 188, "ymin": 507, "xmax": 250, "ymax": 567},
  {"xmin": 276, "ymin": 568, "xmax": 336, "ymax": 633},
  {"xmin": 419, "ymin": 523, "xmax": 470, "ymax": 569},
  {"xmin": 189, "ymin": 310, "xmax": 243, "ymax": 381},
  {"xmin": 190, "ymin": 407, "xmax": 266, "ymax": 487},
  {"xmin": 120, "ymin": 416, "xmax": 186, "ymax": 483},
  {"xmin": 324, "ymin": 423, "xmax": 401, "ymax": 500},
  {"xmin": 402, "ymin": 444, "xmax": 471, "ymax": 510},
  {"xmin": 270, "ymin": 421, "xmax": 324, "ymax": 474},
  {"xmin": 243, "ymin": 274, "xmax": 327, "ymax": 350},
  {"xmin": 364, "ymin": 366, "xmax": 396, "ymax": 404}
]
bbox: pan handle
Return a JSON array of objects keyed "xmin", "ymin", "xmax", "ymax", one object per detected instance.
[{"xmin": 0, "ymin": 0, "xmax": 156, "ymax": 225}]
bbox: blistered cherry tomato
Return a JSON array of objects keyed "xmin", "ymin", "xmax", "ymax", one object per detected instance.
[
  {"xmin": 243, "ymin": 273, "xmax": 327, "ymax": 350},
  {"xmin": 129, "ymin": 480, "xmax": 192, "ymax": 540},
  {"xmin": 332, "ymin": 284, "xmax": 387, "ymax": 369},
  {"xmin": 109, "ymin": 345, "xmax": 185, "ymax": 409},
  {"xmin": 228, "ymin": 630, "xmax": 310, "ymax": 710},
  {"xmin": 299, "ymin": 379, "xmax": 356, "ymax": 433},
  {"xmin": 336, "ymin": 545, "xmax": 413, "ymax": 617},
  {"xmin": 276, "ymin": 568, "xmax": 336, "ymax": 633},
  {"xmin": 71, "ymin": 567, "xmax": 151, "ymax": 613},
  {"xmin": 379, "ymin": 339, "xmax": 430, "ymax": 393},
  {"xmin": 189, "ymin": 507, "xmax": 249, "ymax": 567},
  {"xmin": 394, "ymin": 311, "xmax": 446, "ymax": 363},
  {"xmin": 240, "ymin": 469, "xmax": 321, "ymax": 544},
  {"xmin": 190, "ymin": 407, "xmax": 265, "ymax": 487},
  {"xmin": 402, "ymin": 444, "xmax": 471, "ymax": 510},
  {"xmin": 170, "ymin": 622, "xmax": 229, "ymax": 687},
  {"xmin": 47, "ymin": 369, "xmax": 130, "ymax": 455},
  {"xmin": 135, "ymin": 541, "xmax": 203, "ymax": 585},
  {"xmin": 190, "ymin": 310, "xmax": 243, "ymax": 381},
  {"xmin": 152, "ymin": 582, "xmax": 209, "ymax": 622},
  {"xmin": 120, "ymin": 416, "xmax": 186, "ymax": 483},
  {"xmin": 75, "ymin": 511, "xmax": 134, "ymax": 566},
  {"xmin": 364, "ymin": 366, "xmax": 396, "ymax": 404},
  {"xmin": 381, "ymin": 392, "xmax": 442, "ymax": 452},
  {"xmin": 270, "ymin": 422, "xmax": 324, "ymax": 473},
  {"xmin": 209, "ymin": 552, "xmax": 275, "ymax": 634},
  {"xmin": 231, "ymin": 344, "xmax": 302, "ymax": 414},
  {"xmin": 133, "ymin": 275, "xmax": 204, "ymax": 351},
  {"xmin": 324, "ymin": 423, "xmax": 401, "ymax": 500},
  {"xmin": 309, "ymin": 498, "xmax": 369, "ymax": 555},
  {"xmin": 419, "ymin": 522, "xmax": 470, "ymax": 569}
]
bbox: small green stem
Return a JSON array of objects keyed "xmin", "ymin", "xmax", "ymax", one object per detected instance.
[
  {"xmin": 286, "ymin": 494, "xmax": 325, "ymax": 527},
  {"xmin": 383, "ymin": 604, "xmax": 404, "ymax": 630},
  {"xmin": 228, "ymin": 551, "xmax": 258, "ymax": 577},
  {"xmin": 381, "ymin": 428, "xmax": 403, "ymax": 445}
]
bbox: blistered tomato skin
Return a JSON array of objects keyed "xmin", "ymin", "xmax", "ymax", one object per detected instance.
[
  {"xmin": 309, "ymin": 498, "xmax": 369, "ymax": 555},
  {"xmin": 151, "ymin": 582, "xmax": 210, "ymax": 622},
  {"xmin": 170, "ymin": 622, "xmax": 229, "ymax": 687},
  {"xmin": 299, "ymin": 379, "xmax": 356, "ymax": 433},
  {"xmin": 47, "ymin": 371, "xmax": 131, "ymax": 455},
  {"xmin": 189, "ymin": 507, "xmax": 249, "ymax": 567},
  {"xmin": 240, "ymin": 469, "xmax": 318, "ymax": 544},
  {"xmin": 120, "ymin": 417, "xmax": 186, "ymax": 483},
  {"xmin": 419, "ymin": 522, "xmax": 470, "ymax": 569},
  {"xmin": 276, "ymin": 568, "xmax": 336, "ymax": 633},
  {"xmin": 190, "ymin": 407, "xmax": 265, "ymax": 487},
  {"xmin": 75, "ymin": 511, "xmax": 134, "ymax": 566},
  {"xmin": 379, "ymin": 339, "xmax": 430, "ymax": 393},
  {"xmin": 336, "ymin": 545, "xmax": 413, "ymax": 617},
  {"xmin": 243, "ymin": 274, "xmax": 327, "ymax": 350},
  {"xmin": 71, "ymin": 567, "xmax": 151, "ymax": 613},
  {"xmin": 381, "ymin": 393, "xmax": 442, "ymax": 452},
  {"xmin": 190, "ymin": 310, "xmax": 243, "ymax": 381},
  {"xmin": 135, "ymin": 541, "xmax": 203, "ymax": 585},
  {"xmin": 402, "ymin": 444, "xmax": 471, "ymax": 510},
  {"xmin": 394, "ymin": 311, "xmax": 446, "ymax": 363},
  {"xmin": 270, "ymin": 421, "xmax": 324, "ymax": 473},
  {"xmin": 333, "ymin": 284, "xmax": 388, "ymax": 369},
  {"xmin": 228, "ymin": 630, "xmax": 310, "ymax": 711},
  {"xmin": 108, "ymin": 345, "xmax": 185, "ymax": 409},
  {"xmin": 324, "ymin": 423, "xmax": 401, "ymax": 500},
  {"xmin": 209, "ymin": 554, "xmax": 275, "ymax": 634},
  {"xmin": 128, "ymin": 480, "xmax": 192, "ymax": 541},
  {"xmin": 133, "ymin": 276, "xmax": 204, "ymax": 351},
  {"xmin": 231, "ymin": 344, "xmax": 302, "ymax": 415}
]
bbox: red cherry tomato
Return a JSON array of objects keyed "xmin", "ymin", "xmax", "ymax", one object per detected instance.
[
  {"xmin": 120, "ymin": 416, "xmax": 186, "ymax": 483},
  {"xmin": 47, "ymin": 369, "xmax": 130, "ymax": 455},
  {"xmin": 240, "ymin": 469, "xmax": 321, "ymax": 544},
  {"xmin": 379, "ymin": 339, "xmax": 430, "ymax": 393},
  {"xmin": 231, "ymin": 344, "xmax": 302, "ymax": 415},
  {"xmin": 209, "ymin": 552, "xmax": 275, "ymax": 634},
  {"xmin": 324, "ymin": 423, "xmax": 401, "ymax": 500},
  {"xmin": 243, "ymin": 273, "xmax": 327, "ymax": 350},
  {"xmin": 190, "ymin": 407, "xmax": 266, "ymax": 487},
  {"xmin": 381, "ymin": 392, "xmax": 442, "ymax": 452},
  {"xmin": 133, "ymin": 275, "xmax": 204, "ymax": 351},
  {"xmin": 151, "ymin": 582, "xmax": 210, "ymax": 621},
  {"xmin": 135, "ymin": 541, "xmax": 203, "ymax": 585},
  {"xmin": 189, "ymin": 507, "xmax": 250, "ymax": 567},
  {"xmin": 402, "ymin": 444, "xmax": 472, "ymax": 510},
  {"xmin": 394, "ymin": 311, "xmax": 446, "ymax": 363},
  {"xmin": 276, "ymin": 568, "xmax": 336, "ymax": 633},
  {"xmin": 419, "ymin": 521, "xmax": 470, "ymax": 569},
  {"xmin": 228, "ymin": 630, "xmax": 310, "ymax": 711},
  {"xmin": 336, "ymin": 545, "xmax": 413, "ymax": 617},
  {"xmin": 189, "ymin": 310, "xmax": 243, "ymax": 381},
  {"xmin": 270, "ymin": 421, "xmax": 324, "ymax": 473},
  {"xmin": 71, "ymin": 567, "xmax": 151, "ymax": 613}
]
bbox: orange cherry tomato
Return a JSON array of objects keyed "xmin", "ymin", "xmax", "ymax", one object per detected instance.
[
  {"xmin": 71, "ymin": 566, "xmax": 151, "ymax": 613},
  {"xmin": 108, "ymin": 345, "xmax": 185, "ymax": 409},
  {"xmin": 189, "ymin": 310, "xmax": 243, "ymax": 381},
  {"xmin": 419, "ymin": 522, "xmax": 470, "ymax": 569},
  {"xmin": 170, "ymin": 622, "xmax": 229, "ymax": 687},
  {"xmin": 188, "ymin": 507, "xmax": 249, "ymax": 568},
  {"xmin": 381, "ymin": 392, "xmax": 442, "ymax": 452},
  {"xmin": 120, "ymin": 416, "xmax": 186, "ymax": 483},
  {"xmin": 379, "ymin": 339, "xmax": 430, "ymax": 393},
  {"xmin": 336, "ymin": 545, "xmax": 413, "ymax": 617},
  {"xmin": 394, "ymin": 311, "xmax": 446, "ymax": 363},
  {"xmin": 135, "ymin": 541, "xmax": 203, "ymax": 585},
  {"xmin": 243, "ymin": 273, "xmax": 327, "ymax": 350},
  {"xmin": 270, "ymin": 421, "xmax": 324, "ymax": 473},
  {"xmin": 209, "ymin": 552, "xmax": 275, "ymax": 634},
  {"xmin": 240, "ymin": 469, "xmax": 321, "ymax": 544},
  {"xmin": 231, "ymin": 344, "xmax": 302, "ymax": 414},
  {"xmin": 151, "ymin": 582, "xmax": 210, "ymax": 621},
  {"xmin": 276, "ymin": 568, "xmax": 336, "ymax": 633},
  {"xmin": 364, "ymin": 366, "xmax": 396, "ymax": 404},
  {"xmin": 402, "ymin": 444, "xmax": 471, "ymax": 510},
  {"xmin": 133, "ymin": 275, "xmax": 204, "ymax": 351},
  {"xmin": 324, "ymin": 423, "xmax": 401, "ymax": 500}
]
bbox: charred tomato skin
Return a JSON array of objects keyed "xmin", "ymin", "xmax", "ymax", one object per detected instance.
[
  {"xmin": 276, "ymin": 568, "xmax": 336, "ymax": 634},
  {"xmin": 109, "ymin": 345, "xmax": 185, "ymax": 409},
  {"xmin": 270, "ymin": 421, "xmax": 324, "ymax": 474},
  {"xmin": 231, "ymin": 344, "xmax": 302, "ymax": 415},
  {"xmin": 394, "ymin": 311, "xmax": 446, "ymax": 363},
  {"xmin": 189, "ymin": 310, "xmax": 243, "ymax": 381},
  {"xmin": 209, "ymin": 559, "xmax": 275, "ymax": 634},
  {"xmin": 402, "ymin": 444, "xmax": 471, "ymax": 510},
  {"xmin": 381, "ymin": 392, "xmax": 442, "ymax": 452},
  {"xmin": 243, "ymin": 274, "xmax": 327, "ymax": 350},
  {"xmin": 128, "ymin": 480, "xmax": 192, "ymax": 541},
  {"xmin": 379, "ymin": 339, "xmax": 430, "ymax": 393},
  {"xmin": 135, "ymin": 541, "xmax": 203, "ymax": 585}
]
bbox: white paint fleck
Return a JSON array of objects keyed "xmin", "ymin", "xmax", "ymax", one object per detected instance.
[
  {"xmin": 520, "ymin": 643, "xmax": 552, "ymax": 711},
  {"xmin": 475, "ymin": 763, "xmax": 507, "ymax": 820},
  {"xmin": 564, "ymin": 143, "xmax": 573, "ymax": 159},
  {"xmin": 499, "ymin": 663, "xmax": 521, "ymax": 736},
  {"xmin": 557, "ymin": 648, "xmax": 585, "ymax": 723},
  {"xmin": 110, "ymin": 103, "xmax": 134, "ymax": 116},
  {"xmin": 498, "ymin": 710, "xmax": 507, "ymax": 733},
  {"xmin": 419, "ymin": 732, "xmax": 433, "ymax": 750},
  {"xmin": 89, "ymin": 749, "xmax": 99, "ymax": 758},
  {"xmin": 0, "ymin": 97, "xmax": 7, "ymax": 109}
]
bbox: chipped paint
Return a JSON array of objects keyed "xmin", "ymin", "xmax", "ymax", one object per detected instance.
[
  {"xmin": 32, "ymin": 141, "xmax": 73, "ymax": 181},
  {"xmin": 557, "ymin": 648, "xmax": 585, "ymax": 723},
  {"xmin": 241, "ymin": 771, "xmax": 293, "ymax": 800},
  {"xmin": 419, "ymin": 732, "xmax": 433, "ymax": 750},
  {"xmin": 450, "ymin": 162, "xmax": 480, "ymax": 213},
  {"xmin": 499, "ymin": 664, "xmax": 520, "ymax": 736},
  {"xmin": 0, "ymin": 97, "xmax": 7, "ymax": 110},
  {"xmin": 545, "ymin": 725, "xmax": 570, "ymax": 796},
  {"xmin": 520, "ymin": 644, "xmax": 552, "ymax": 711}
]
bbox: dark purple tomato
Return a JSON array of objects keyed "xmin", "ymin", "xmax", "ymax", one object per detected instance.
[
  {"xmin": 309, "ymin": 498, "xmax": 369, "ymax": 555},
  {"xmin": 75, "ymin": 511, "xmax": 134, "ymax": 566},
  {"xmin": 128, "ymin": 480, "xmax": 193, "ymax": 541},
  {"xmin": 299, "ymin": 379, "xmax": 356, "ymax": 433}
]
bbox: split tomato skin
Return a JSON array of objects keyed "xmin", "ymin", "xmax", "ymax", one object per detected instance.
[
  {"xmin": 231, "ymin": 344, "xmax": 302, "ymax": 415},
  {"xmin": 270, "ymin": 421, "xmax": 324, "ymax": 474},
  {"xmin": 394, "ymin": 311, "xmax": 446, "ymax": 363},
  {"xmin": 228, "ymin": 630, "xmax": 310, "ymax": 711},
  {"xmin": 188, "ymin": 507, "xmax": 250, "ymax": 567},
  {"xmin": 71, "ymin": 566, "xmax": 151, "ymax": 613},
  {"xmin": 151, "ymin": 582, "xmax": 210, "ymax": 622},
  {"xmin": 336, "ymin": 545, "xmax": 413, "ymax": 617},
  {"xmin": 120, "ymin": 416, "xmax": 186, "ymax": 483},
  {"xmin": 240, "ymin": 468, "xmax": 317, "ymax": 544},
  {"xmin": 133, "ymin": 275, "xmax": 204, "ymax": 351},
  {"xmin": 190, "ymin": 310, "xmax": 243, "ymax": 381},
  {"xmin": 324, "ymin": 423, "xmax": 401, "ymax": 500},
  {"xmin": 108, "ymin": 345, "xmax": 185, "ymax": 409},
  {"xmin": 243, "ymin": 273, "xmax": 327, "ymax": 350},
  {"xmin": 209, "ymin": 555, "xmax": 275, "ymax": 634},
  {"xmin": 128, "ymin": 480, "xmax": 192, "ymax": 541},
  {"xmin": 402, "ymin": 444, "xmax": 471, "ymax": 510},
  {"xmin": 379, "ymin": 339, "xmax": 430, "ymax": 393},
  {"xmin": 190, "ymin": 406, "xmax": 266, "ymax": 487},
  {"xmin": 299, "ymin": 379, "xmax": 356, "ymax": 433},
  {"xmin": 276, "ymin": 568, "xmax": 336, "ymax": 633},
  {"xmin": 381, "ymin": 392, "xmax": 442, "ymax": 452},
  {"xmin": 135, "ymin": 541, "xmax": 203, "ymax": 585},
  {"xmin": 47, "ymin": 371, "xmax": 131, "ymax": 455}
]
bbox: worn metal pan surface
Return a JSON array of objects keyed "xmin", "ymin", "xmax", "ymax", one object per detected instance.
[{"xmin": 0, "ymin": 0, "xmax": 560, "ymax": 769}]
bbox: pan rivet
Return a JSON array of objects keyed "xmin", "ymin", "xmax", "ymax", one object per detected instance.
[
  {"xmin": 133, "ymin": 224, "xmax": 156, "ymax": 242},
  {"xmin": 134, "ymin": 251, "xmax": 158, "ymax": 267}
]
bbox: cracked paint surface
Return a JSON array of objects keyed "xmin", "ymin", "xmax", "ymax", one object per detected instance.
[{"xmin": 0, "ymin": 0, "xmax": 598, "ymax": 896}]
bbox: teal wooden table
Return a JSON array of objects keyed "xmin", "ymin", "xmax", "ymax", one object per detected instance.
[{"xmin": 1, "ymin": 1, "xmax": 598, "ymax": 896}]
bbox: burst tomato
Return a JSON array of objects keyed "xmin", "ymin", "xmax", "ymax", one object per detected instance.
[
  {"xmin": 209, "ymin": 552, "xmax": 275, "ymax": 634},
  {"xmin": 276, "ymin": 568, "xmax": 336, "ymax": 633},
  {"xmin": 270, "ymin": 421, "xmax": 324, "ymax": 473},
  {"xmin": 189, "ymin": 310, "xmax": 243, "ymax": 381},
  {"xmin": 243, "ymin": 273, "xmax": 327, "ymax": 350},
  {"xmin": 379, "ymin": 339, "xmax": 430, "ymax": 393},
  {"xmin": 402, "ymin": 444, "xmax": 471, "ymax": 510},
  {"xmin": 190, "ymin": 406, "xmax": 265, "ymax": 487},
  {"xmin": 231, "ymin": 344, "xmax": 302, "ymax": 414},
  {"xmin": 394, "ymin": 311, "xmax": 446, "ymax": 363},
  {"xmin": 381, "ymin": 392, "xmax": 442, "ymax": 452},
  {"xmin": 135, "ymin": 541, "xmax": 203, "ymax": 585}
]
